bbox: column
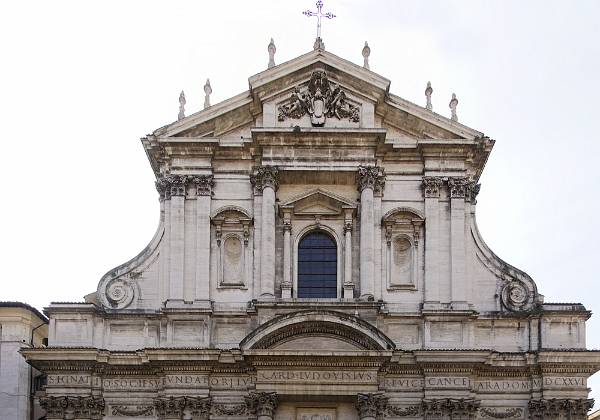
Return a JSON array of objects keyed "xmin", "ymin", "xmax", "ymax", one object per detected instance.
[
  {"xmin": 356, "ymin": 166, "xmax": 385, "ymax": 300},
  {"xmin": 343, "ymin": 209, "xmax": 354, "ymax": 298},
  {"xmin": 155, "ymin": 177, "xmax": 171, "ymax": 303},
  {"xmin": 168, "ymin": 175, "xmax": 187, "ymax": 304},
  {"xmin": 423, "ymin": 176, "xmax": 443, "ymax": 310},
  {"xmin": 355, "ymin": 393, "xmax": 387, "ymax": 420},
  {"xmin": 449, "ymin": 177, "xmax": 468, "ymax": 309},
  {"xmin": 246, "ymin": 392, "xmax": 278, "ymax": 420},
  {"xmin": 251, "ymin": 166, "xmax": 279, "ymax": 298},
  {"xmin": 281, "ymin": 209, "xmax": 292, "ymax": 298},
  {"xmin": 193, "ymin": 175, "xmax": 214, "ymax": 303}
]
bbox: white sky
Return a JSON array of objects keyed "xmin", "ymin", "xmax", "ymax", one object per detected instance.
[{"xmin": 1, "ymin": 0, "xmax": 599, "ymax": 402}]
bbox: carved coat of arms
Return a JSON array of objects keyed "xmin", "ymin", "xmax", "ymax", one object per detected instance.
[{"xmin": 278, "ymin": 70, "xmax": 360, "ymax": 126}]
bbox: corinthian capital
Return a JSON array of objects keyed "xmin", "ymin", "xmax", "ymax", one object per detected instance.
[
  {"xmin": 155, "ymin": 174, "xmax": 187, "ymax": 200},
  {"xmin": 357, "ymin": 165, "xmax": 385, "ymax": 194},
  {"xmin": 422, "ymin": 176, "xmax": 443, "ymax": 198},
  {"xmin": 250, "ymin": 166, "xmax": 279, "ymax": 194},
  {"xmin": 189, "ymin": 174, "xmax": 214, "ymax": 196},
  {"xmin": 245, "ymin": 392, "xmax": 278, "ymax": 418},
  {"xmin": 356, "ymin": 393, "xmax": 388, "ymax": 419},
  {"xmin": 40, "ymin": 396, "xmax": 105, "ymax": 419},
  {"xmin": 448, "ymin": 177, "xmax": 469, "ymax": 198},
  {"xmin": 466, "ymin": 181, "xmax": 481, "ymax": 204}
]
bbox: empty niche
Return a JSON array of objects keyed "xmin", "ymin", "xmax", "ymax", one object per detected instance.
[
  {"xmin": 223, "ymin": 235, "xmax": 243, "ymax": 285},
  {"xmin": 382, "ymin": 208, "xmax": 424, "ymax": 289},
  {"xmin": 393, "ymin": 236, "xmax": 413, "ymax": 283},
  {"xmin": 212, "ymin": 207, "xmax": 252, "ymax": 288}
]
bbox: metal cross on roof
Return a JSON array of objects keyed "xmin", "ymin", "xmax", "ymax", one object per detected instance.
[{"xmin": 303, "ymin": 1, "xmax": 336, "ymax": 39}]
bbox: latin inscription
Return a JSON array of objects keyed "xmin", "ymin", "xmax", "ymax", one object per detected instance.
[
  {"xmin": 258, "ymin": 370, "xmax": 376, "ymax": 383},
  {"xmin": 47, "ymin": 374, "xmax": 254, "ymax": 390}
]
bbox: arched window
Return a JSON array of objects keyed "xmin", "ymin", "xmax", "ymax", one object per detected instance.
[{"xmin": 297, "ymin": 231, "xmax": 337, "ymax": 298}]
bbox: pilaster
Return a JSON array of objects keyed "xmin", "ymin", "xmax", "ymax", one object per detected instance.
[
  {"xmin": 281, "ymin": 208, "xmax": 292, "ymax": 299},
  {"xmin": 448, "ymin": 177, "xmax": 468, "ymax": 309},
  {"xmin": 191, "ymin": 175, "xmax": 214, "ymax": 304},
  {"xmin": 422, "ymin": 176, "xmax": 443, "ymax": 309},
  {"xmin": 343, "ymin": 210, "xmax": 354, "ymax": 299},
  {"xmin": 357, "ymin": 165, "xmax": 385, "ymax": 300},
  {"xmin": 251, "ymin": 166, "xmax": 279, "ymax": 298}
]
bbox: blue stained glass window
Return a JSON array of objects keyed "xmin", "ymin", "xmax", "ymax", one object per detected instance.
[{"xmin": 298, "ymin": 231, "xmax": 337, "ymax": 298}]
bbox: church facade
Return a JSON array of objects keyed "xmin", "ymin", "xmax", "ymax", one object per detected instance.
[{"xmin": 22, "ymin": 41, "xmax": 600, "ymax": 419}]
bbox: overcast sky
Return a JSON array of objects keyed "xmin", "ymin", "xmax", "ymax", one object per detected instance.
[{"xmin": 1, "ymin": 0, "xmax": 599, "ymax": 401}]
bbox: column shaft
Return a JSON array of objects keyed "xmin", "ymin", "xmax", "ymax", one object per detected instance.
[
  {"xmin": 169, "ymin": 195, "xmax": 185, "ymax": 301},
  {"xmin": 359, "ymin": 187, "xmax": 374, "ymax": 299},
  {"xmin": 195, "ymin": 194, "xmax": 211, "ymax": 301},
  {"xmin": 260, "ymin": 186, "xmax": 276, "ymax": 297},
  {"xmin": 344, "ymin": 227, "xmax": 353, "ymax": 298}
]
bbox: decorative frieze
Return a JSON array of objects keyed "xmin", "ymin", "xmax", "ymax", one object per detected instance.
[
  {"xmin": 528, "ymin": 398, "xmax": 594, "ymax": 419},
  {"xmin": 479, "ymin": 407, "xmax": 523, "ymax": 418},
  {"xmin": 111, "ymin": 405, "xmax": 155, "ymax": 417},
  {"xmin": 39, "ymin": 396, "xmax": 105, "ymax": 419},
  {"xmin": 356, "ymin": 165, "xmax": 385, "ymax": 194},
  {"xmin": 277, "ymin": 70, "xmax": 360, "ymax": 126},
  {"xmin": 422, "ymin": 176, "xmax": 443, "ymax": 198},
  {"xmin": 250, "ymin": 166, "xmax": 279, "ymax": 194},
  {"xmin": 211, "ymin": 402, "xmax": 249, "ymax": 416},
  {"xmin": 386, "ymin": 404, "xmax": 421, "ymax": 417},
  {"xmin": 245, "ymin": 392, "xmax": 279, "ymax": 418},
  {"xmin": 155, "ymin": 174, "xmax": 214, "ymax": 200},
  {"xmin": 448, "ymin": 177, "xmax": 469, "ymax": 198},
  {"xmin": 355, "ymin": 393, "xmax": 388, "ymax": 419}
]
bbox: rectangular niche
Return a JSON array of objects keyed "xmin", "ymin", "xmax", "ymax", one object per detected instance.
[
  {"xmin": 212, "ymin": 208, "xmax": 252, "ymax": 289},
  {"xmin": 382, "ymin": 208, "xmax": 424, "ymax": 290}
]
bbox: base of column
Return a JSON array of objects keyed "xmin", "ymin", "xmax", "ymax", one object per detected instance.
[
  {"xmin": 343, "ymin": 283, "xmax": 354, "ymax": 299},
  {"xmin": 281, "ymin": 283, "xmax": 292, "ymax": 299}
]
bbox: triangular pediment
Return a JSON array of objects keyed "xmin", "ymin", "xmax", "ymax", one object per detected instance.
[
  {"xmin": 279, "ymin": 188, "xmax": 356, "ymax": 217},
  {"xmin": 149, "ymin": 48, "xmax": 482, "ymax": 141}
]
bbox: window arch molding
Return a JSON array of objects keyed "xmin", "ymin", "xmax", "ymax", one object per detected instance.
[{"xmin": 293, "ymin": 224, "xmax": 342, "ymax": 299}]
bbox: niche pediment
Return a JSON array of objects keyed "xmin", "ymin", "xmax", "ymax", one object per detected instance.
[{"xmin": 279, "ymin": 189, "xmax": 356, "ymax": 217}]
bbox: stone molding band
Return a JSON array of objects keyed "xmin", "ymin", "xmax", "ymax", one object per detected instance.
[
  {"xmin": 36, "ymin": 394, "xmax": 595, "ymax": 419},
  {"xmin": 155, "ymin": 174, "xmax": 214, "ymax": 201},
  {"xmin": 423, "ymin": 176, "xmax": 480, "ymax": 202}
]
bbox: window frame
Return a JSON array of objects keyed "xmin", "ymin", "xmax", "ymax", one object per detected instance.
[{"xmin": 293, "ymin": 225, "xmax": 342, "ymax": 299}]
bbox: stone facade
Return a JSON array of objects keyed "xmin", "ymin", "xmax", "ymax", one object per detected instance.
[
  {"xmin": 21, "ymin": 46, "xmax": 600, "ymax": 419},
  {"xmin": 0, "ymin": 302, "xmax": 48, "ymax": 420}
]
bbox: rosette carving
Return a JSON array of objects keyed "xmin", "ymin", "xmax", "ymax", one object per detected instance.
[
  {"xmin": 500, "ymin": 279, "xmax": 535, "ymax": 312},
  {"xmin": 356, "ymin": 166, "xmax": 385, "ymax": 194},
  {"xmin": 104, "ymin": 278, "xmax": 136, "ymax": 309}
]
